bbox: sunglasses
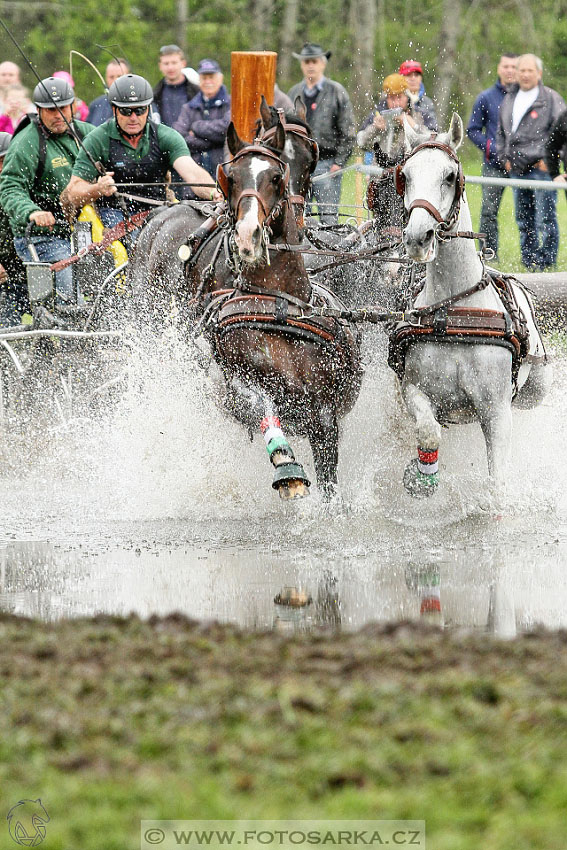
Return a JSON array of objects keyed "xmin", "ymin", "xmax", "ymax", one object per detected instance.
[{"xmin": 116, "ymin": 105, "xmax": 148, "ymax": 117}]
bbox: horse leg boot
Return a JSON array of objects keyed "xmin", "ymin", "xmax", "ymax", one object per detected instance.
[
  {"xmin": 260, "ymin": 410, "xmax": 310, "ymax": 500},
  {"xmin": 402, "ymin": 383, "xmax": 441, "ymax": 498},
  {"xmin": 307, "ymin": 408, "xmax": 339, "ymax": 500}
]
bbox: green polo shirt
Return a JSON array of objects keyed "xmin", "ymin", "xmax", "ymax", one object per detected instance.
[
  {"xmin": 0, "ymin": 118, "xmax": 94, "ymax": 237},
  {"xmin": 72, "ymin": 119, "xmax": 190, "ymax": 183}
]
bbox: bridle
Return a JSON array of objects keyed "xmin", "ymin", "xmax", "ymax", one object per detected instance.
[
  {"xmin": 395, "ymin": 139, "xmax": 465, "ymax": 235},
  {"xmin": 216, "ymin": 144, "xmax": 291, "ymax": 232},
  {"xmin": 257, "ymin": 109, "xmax": 319, "ymax": 222}
]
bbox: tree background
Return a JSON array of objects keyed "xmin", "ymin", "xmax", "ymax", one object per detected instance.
[{"xmin": 3, "ymin": 0, "xmax": 567, "ymax": 130}]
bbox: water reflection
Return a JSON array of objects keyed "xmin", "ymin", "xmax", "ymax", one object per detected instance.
[{"xmin": 1, "ymin": 537, "xmax": 566, "ymax": 636}]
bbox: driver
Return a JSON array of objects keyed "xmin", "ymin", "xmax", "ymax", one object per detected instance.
[
  {"xmin": 0, "ymin": 76, "xmax": 94, "ymax": 303},
  {"xmin": 65, "ymin": 73, "xmax": 222, "ymax": 230}
]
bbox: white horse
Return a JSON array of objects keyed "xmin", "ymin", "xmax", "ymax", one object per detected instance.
[{"xmin": 392, "ymin": 113, "xmax": 550, "ymax": 497}]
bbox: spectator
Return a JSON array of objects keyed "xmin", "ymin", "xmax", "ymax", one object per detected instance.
[
  {"xmin": 357, "ymin": 74, "xmax": 422, "ymax": 236},
  {"xmin": 287, "ymin": 42, "xmax": 355, "ymax": 225},
  {"xmin": 0, "ymin": 62, "xmax": 21, "ymax": 115},
  {"xmin": 173, "ymin": 59, "xmax": 230, "ymax": 178},
  {"xmin": 545, "ymin": 109, "xmax": 567, "ymax": 189},
  {"xmin": 153, "ymin": 44, "xmax": 199, "ymax": 128},
  {"xmin": 0, "ymin": 85, "xmax": 30, "ymax": 134},
  {"xmin": 496, "ymin": 53, "xmax": 566, "ymax": 270},
  {"xmin": 53, "ymin": 71, "xmax": 88, "ymax": 122},
  {"xmin": 0, "ymin": 61, "xmax": 20, "ymax": 90},
  {"xmin": 357, "ymin": 73, "xmax": 424, "ymax": 163},
  {"xmin": 467, "ymin": 53, "xmax": 518, "ymax": 259},
  {"xmin": 398, "ymin": 59, "xmax": 438, "ymax": 130},
  {"xmin": 87, "ymin": 59, "xmax": 130, "ymax": 126}
]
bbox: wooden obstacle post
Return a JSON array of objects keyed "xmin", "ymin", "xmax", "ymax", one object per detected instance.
[{"xmin": 231, "ymin": 51, "xmax": 277, "ymax": 142}]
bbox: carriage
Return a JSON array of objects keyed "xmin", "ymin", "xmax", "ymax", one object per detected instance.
[{"xmin": 0, "ymin": 211, "xmax": 129, "ymax": 433}]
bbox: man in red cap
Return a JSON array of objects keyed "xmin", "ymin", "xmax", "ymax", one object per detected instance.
[{"xmin": 398, "ymin": 59, "xmax": 437, "ymax": 130}]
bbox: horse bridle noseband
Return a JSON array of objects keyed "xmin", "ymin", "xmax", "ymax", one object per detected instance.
[
  {"xmin": 395, "ymin": 138, "xmax": 465, "ymax": 233},
  {"xmin": 216, "ymin": 144, "xmax": 291, "ymax": 231}
]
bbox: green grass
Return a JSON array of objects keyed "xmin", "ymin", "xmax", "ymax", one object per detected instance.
[
  {"xmin": 3, "ymin": 616, "xmax": 567, "ymax": 850},
  {"xmin": 339, "ymin": 143, "xmax": 567, "ymax": 274}
]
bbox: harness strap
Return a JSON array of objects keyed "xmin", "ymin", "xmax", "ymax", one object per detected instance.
[
  {"xmin": 49, "ymin": 209, "xmax": 150, "ymax": 271},
  {"xmin": 408, "ymin": 199, "xmax": 445, "ymax": 223},
  {"xmin": 406, "ymin": 273, "xmax": 491, "ymax": 319}
]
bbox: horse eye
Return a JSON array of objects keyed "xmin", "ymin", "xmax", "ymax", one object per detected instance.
[
  {"xmin": 446, "ymin": 172, "xmax": 456, "ymax": 184},
  {"xmin": 272, "ymin": 173, "xmax": 281, "ymax": 185}
]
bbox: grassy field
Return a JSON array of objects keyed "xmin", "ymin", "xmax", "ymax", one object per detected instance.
[
  {"xmin": 2, "ymin": 615, "xmax": 567, "ymax": 850},
  {"xmin": 339, "ymin": 142, "xmax": 567, "ymax": 274}
]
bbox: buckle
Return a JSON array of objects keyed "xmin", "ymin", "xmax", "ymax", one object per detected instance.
[{"xmin": 405, "ymin": 309, "xmax": 422, "ymax": 327}]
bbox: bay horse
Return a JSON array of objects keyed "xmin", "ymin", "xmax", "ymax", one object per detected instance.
[
  {"xmin": 201, "ymin": 121, "xmax": 362, "ymax": 498},
  {"xmin": 390, "ymin": 114, "xmax": 550, "ymax": 496},
  {"xmin": 127, "ymin": 98, "xmax": 318, "ymax": 324}
]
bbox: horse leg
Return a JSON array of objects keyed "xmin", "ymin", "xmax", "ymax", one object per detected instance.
[
  {"xmin": 402, "ymin": 383, "xmax": 441, "ymax": 497},
  {"xmin": 478, "ymin": 405, "xmax": 511, "ymax": 487},
  {"xmin": 225, "ymin": 379, "xmax": 310, "ymax": 499},
  {"xmin": 261, "ymin": 412, "xmax": 311, "ymax": 500},
  {"xmin": 306, "ymin": 407, "xmax": 339, "ymax": 499}
]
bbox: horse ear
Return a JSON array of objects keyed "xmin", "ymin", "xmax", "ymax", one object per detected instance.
[
  {"xmin": 448, "ymin": 112, "xmax": 464, "ymax": 150},
  {"xmin": 403, "ymin": 115, "xmax": 422, "ymax": 153},
  {"xmin": 227, "ymin": 121, "xmax": 245, "ymax": 156},
  {"xmin": 259, "ymin": 95, "xmax": 272, "ymax": 129},
  {"xmin": 294, "ymin": 96, "xmax": 307, "ymax": 123},
  {"xmin": 271, "ymin": 121, "xmax": 286, "ymax": 153}
]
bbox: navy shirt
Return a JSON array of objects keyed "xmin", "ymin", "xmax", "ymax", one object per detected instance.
[
  {"xmin": 467, "ymin": 80, "xmax": 507, "ymax": 166},
  {"xmin": 160, "ymin": 81, "xmax": 190, "ymax": 128}
]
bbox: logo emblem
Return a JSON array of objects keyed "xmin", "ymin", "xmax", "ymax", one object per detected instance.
[{"xmin": 7, "ymin": 800, "xmax": 50, "ymax": 846}]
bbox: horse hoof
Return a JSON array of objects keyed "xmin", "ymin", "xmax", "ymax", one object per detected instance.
[
  {"xmin": 274, "ymin": 586, "xmax": 313, "ymax": 607},
  {"xmin": 272, "ymin": 462, "xmax": 310, "ymax": 499},
  {"xmin": 403, "ymin": 459, "xmax": 439, "ymax": 498},
  {"xmin": 277, "ymin": 479, "xmax": 310, "ymax": 500}
]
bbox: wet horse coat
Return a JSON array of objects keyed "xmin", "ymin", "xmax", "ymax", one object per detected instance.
[{"xmin": 394, "ymin": 114, "xmax": 549, "ymax": 495}]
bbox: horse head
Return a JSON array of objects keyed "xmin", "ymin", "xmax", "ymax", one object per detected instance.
[
  {"xmin": 398, "ymin": 113, "xmax": 464, "ymax": 262},
  {"xmin": 223, "ymin": 121, "xmax": 290, "ymax": 264},
  {"xmin": 256, "ymin": 95, "xmax": 319, "ymax": 228}
]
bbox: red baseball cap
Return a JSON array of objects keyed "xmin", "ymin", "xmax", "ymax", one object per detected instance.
[{"xmin": 399, "ymin": 60, "xmax": 423, "ymax": 76}]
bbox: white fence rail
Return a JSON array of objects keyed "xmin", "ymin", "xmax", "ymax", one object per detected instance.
[{"xmin": 312, "ymin": 163, "xmax": 567, "ymax": 192}]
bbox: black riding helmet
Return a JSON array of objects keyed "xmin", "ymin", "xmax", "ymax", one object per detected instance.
[
  {"xmin": 0, "ymin": 131, "xmax": 11, "ymax": 158},
  {"xmin": 33, "ymin": 76, "xmax": 75, "ymax": 109},
  {"xmin": 108, "ymin": 74, "xmax": 153, "ymax": 108}
]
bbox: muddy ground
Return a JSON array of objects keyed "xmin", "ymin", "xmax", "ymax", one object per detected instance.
[{"xmin": 1, "ymin": 615, "xmax": 567, "ymax": 850}]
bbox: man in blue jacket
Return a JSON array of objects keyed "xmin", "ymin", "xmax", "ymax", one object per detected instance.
[
  {"xmin": 467, "ymin": 53, "xmax": 518, "ymax": 259},
  {"xmin": 173, "ymin": 59, "xmax": 230, "ymax": 178}
]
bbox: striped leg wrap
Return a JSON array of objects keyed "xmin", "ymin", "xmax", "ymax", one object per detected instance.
[
  {"xmin": 417, "ymin": 447, "xmax": 439, "ymax": 476},
  {"xmin": 260, "ymin": 416, "xmax": 293, "ymax": 459}
]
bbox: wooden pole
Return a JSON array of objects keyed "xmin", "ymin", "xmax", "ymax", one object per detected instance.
[{"xmin": 231, "ymin": 51, "xmax": 277, "ymax": 142}]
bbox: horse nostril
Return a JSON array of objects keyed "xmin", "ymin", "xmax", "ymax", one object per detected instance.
[{"xmin": 422, "ymin": 230, "xmax": 434, "ymax": 246}]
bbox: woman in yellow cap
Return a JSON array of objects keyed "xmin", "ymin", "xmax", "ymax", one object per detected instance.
[
  {"xmin": 357, "ymin": 74, "xmax": 424, "ymax": 246},
  {"xmin": 357, "ymin": 73, "xmax": 423, "ymax": 163}
]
